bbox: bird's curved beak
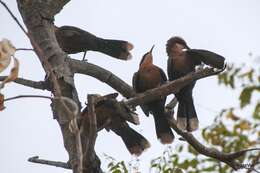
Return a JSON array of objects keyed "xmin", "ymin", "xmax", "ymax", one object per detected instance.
[{"xmin": 149, "ymin": 45, "xmax": 155, "ymax": 54}]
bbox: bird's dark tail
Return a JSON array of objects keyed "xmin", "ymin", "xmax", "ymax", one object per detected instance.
[
  {"xmin": 112, "ymin": 125, "xmax": 150, "ymax": 156},
  {"xmin": 97, "ymin": 38, "xmax": 133, "ymax": 60},
  {"xmin": 177, "ymin": 96, "xmax": 199, "ymax": 132},
  {"xmin": 152, "ymin": 108, "xmax": 175, "ymax": 144}
]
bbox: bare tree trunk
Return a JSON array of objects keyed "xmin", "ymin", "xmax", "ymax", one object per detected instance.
[{"xmin": 16, "ymin": 1, "xmax": 102, "ymax": 172}]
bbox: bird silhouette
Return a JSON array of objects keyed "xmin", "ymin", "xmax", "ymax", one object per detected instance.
[
  {"xmin": 55, "ymin": 25, "xmax": 133, "ymax": 61},
  {"xmin": 81, "ymin": 94, "xmax": 150, "ymax": 156},
  {"xmin": 166, "ymin": 36, "xmax": 226, "ymax": 132},
  {"xmin": 133, "ymin": 46, "xmax": 174, "ymax": 144}
]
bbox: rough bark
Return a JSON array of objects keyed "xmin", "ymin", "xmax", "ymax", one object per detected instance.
[{"xmin": 16, "ymin": 1, "xmax": 101, "ymax": 172}]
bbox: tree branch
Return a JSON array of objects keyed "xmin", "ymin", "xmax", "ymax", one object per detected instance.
[
  {"xmin": 16, "ymin": 48, "xmax": 34, "ymax": 51},
  {"xmin": 4, "ymin": 94, "xmax": 52, "ymax": 102},
  {"xmin": 28, "ymin": 156, "xmax": 70, "ymax": 169},
  {"xmin": 246, "ymin": 152, "xmax": 260, "ymax": 173},
  {"xmin": 93, "ymin": 65, "xmax": 259, "ymax": 171},
  {"xmin": 167, "ymin": 117, "xmax": 260, "ymax": 170},
  {"xmin": 165, "ymin": 97, "xmax": 178, "ymax": 111},
  {"xmin": 69, "ymin": 110, "xmax": 83, "ymax": 173},
  {"xmin": 124, "ymin": 67, "xmax": 223, "ymax": 107},
  {"xmin": 69, "ymin": 58, "xmax": 135, "ymax": 98},
  {"xmin": 81, "ymin": 95, "xmax": 99, "ymax": 171},
  {"xmin": 85, "ymin": 95, "xmax": 97, "ymax": 154},
  {"xmin": 0, "ymin": 76, "xmax": 49, "ymax": 90}
]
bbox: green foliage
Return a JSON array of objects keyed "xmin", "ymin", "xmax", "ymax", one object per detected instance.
[
  {"xmin": 104, "ymin": 154, "xmax": 129, "ymax": 173},
  {"xmin": 150, "ymin": 146, "xmax": 184, "ymax": 173},
  {"xmin": 253, "ymin": 103, "xmax": 260, "ymax": 120},
  {"xmin": 218, "ymin": 64, "xmax": 241, "ymax": 88},
  {"xmin": 239, "ymin": 86, "xmax": 260, "ymax": 108}
]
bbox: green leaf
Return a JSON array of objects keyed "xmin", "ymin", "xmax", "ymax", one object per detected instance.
[
  {"xmin": 178, "ymin": 160, "xmax": 190, "ymax": 169},
  {"xmin": 112, "ymin": 169, "xmax": 121, "ymax": 173},
  {"xmin": 201, "ymin": 165, "xmax": 217, "ymax": 172},
  {"xmin": 239, "ymin": 86, "xmax": 260, "ymax": 108},
  {"xmin": 202, "ymin": 128, "xmax": 209, "ymax": 142},
  {"xmin": 239, "ymin": 69, "xmax": 254, "ymax": 82},
  {"xmin": 188, "ymin": 145, "xmax": 198, "ymax": 156},
  {"xmin": 190, "ymin": 159, "xmax": 198, "ymax": 168},
  {"xmin": 173, "ymin": 168, "xmax": 184, "ymax": 173},
  {"xmin": 253, "ymin": 103, "xmax": 260, "ymax": 120},
  {"xmin": 177, "ymin": 145, "xmax": 183, "ymax": 152}
]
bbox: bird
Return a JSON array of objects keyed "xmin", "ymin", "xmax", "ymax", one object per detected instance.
[
  {"xmin": 81, "ymin": 93, "xmax": 150, "ymax": 156},
  {"xmin": 54, "ymin": 25, "xmax": 134, "ymax": 61},
  {"xmin": 132, "ymin": 46, "xmax": 174, "ymax": 144},
  {"xmin": 166, "ymin": 36, "xmax": 226, "ymax": 132}
]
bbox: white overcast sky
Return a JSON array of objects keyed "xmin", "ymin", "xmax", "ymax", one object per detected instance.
[{"xmin": 1, "ymin": 0, "xmax": 260, "ymax": 173}]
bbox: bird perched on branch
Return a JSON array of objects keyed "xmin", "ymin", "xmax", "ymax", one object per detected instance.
[
  {"xmin": 166, "ymin": 36, "xmax": 226, "ymax": 132},
  {"xmin": 81, "ymin": 93, "xmax": 150, "ymax": 156},
  {"xmin": 54, "ymin": 25, "xmax": 134, "ymax": 61},
  {"xmin": 132, "ymin": 46, "xmax": 174, "ymax": 144}
]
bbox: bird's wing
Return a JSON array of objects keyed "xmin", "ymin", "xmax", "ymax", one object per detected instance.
[
  {"xmin": 159, "ymin": 67, "xmax": 167, "ymax": 84},
  {"xmin": 186, "ymin": 49, "xmax": 225, "ymax": 69},
  {"xmin": 140, "ymin": 105, "xmax": 150, "ymax": 117},
  {"xmin": 132, "ymin": 72, "xmax": 150, "ymax": 117},
  {"xmin": 132, "ymin": 72, "xmax": 139, "ymax": 92},
  {"xmin": 58, "ymin": 26, "xmax": 83, "ymax": 38}
]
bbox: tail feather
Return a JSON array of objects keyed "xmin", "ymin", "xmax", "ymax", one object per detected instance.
[
  {"xmin": 177, "ymin": 96, "xmax": 199, "ymax": 132},
  {"xmin": 188, "ymin": 117, "xmax": 199, "ymax": 132},
  {"xmin": 186, "ymin": 97, "xmax": 199, "ymax": 132},
  {"xmin": 153, "ymin": 114, "xmax": 174, "ymax": 144},
  {"xmin": 112, "ymin": 125, "xmax": 150, "ymax": 156},
  {"xmin": 98, "ymin": 39, "xmax": 133, "ymax": 60},
  {"xmin": 176, "ymin": 101, "xmax": 187, "ymax": 130}
]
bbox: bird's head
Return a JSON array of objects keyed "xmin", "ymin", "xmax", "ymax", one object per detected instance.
[
  {"xmin": 139, "ymin": 45, "xmax": 154, "ymax": 68},
  {"xmin": 166, "ymin": 36, "xmax": 190, "ymax": 57}
]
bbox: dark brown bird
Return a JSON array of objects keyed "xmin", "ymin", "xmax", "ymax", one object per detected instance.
[
  {"xmin": 166, "ymin": 36, "xmax": 226, "ymax": 132},
  {"xmin": 132, "ymin": 46, "xmax": 174, "ymax": 144},
  {"xmin": 54, "ymin": 25, "xmax": 133, "ymax": 60},
  {"xmin": 81, "ymin": 94, "xmax": 150, "ymax": 156}
]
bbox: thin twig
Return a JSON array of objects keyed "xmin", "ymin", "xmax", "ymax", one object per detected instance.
[
  {"xmin": 28, "ymin": 156, "xmax": 71, "ymax": 169},
  {"xmin": 16, "ymin": 48, "xmax": 34, "ymax": 51},
  {"xmin": 0, "ymin": 0, "xmax": 28, "ymax": 36},
  {"xmin": 246, "ymin": 152, "xmax": 260, "ymax": 173},
  {"xmin": 82, "ymin": 51, "xmax": 87, "ymax": 61},
  {"xmin": 0, "ymin": 0, "xmax": 62, "ymax": 96},
  {"xmin": 4, "ymin": 95, "xmax": 78, "ymax": 113},
  {"xmin": 4, "ymin": 95, "xmax": 52, "ymax": 102},
  {"xmin": 0, "ymin": 76, "xmax": 49, "ymax": 90},
  {"xmin": 165, "ymin": 97, "xmax": 178, "ymax": 112}
]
